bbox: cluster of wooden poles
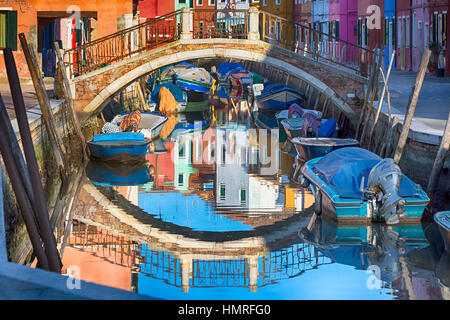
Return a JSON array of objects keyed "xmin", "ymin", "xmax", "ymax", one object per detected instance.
[
  {"xmin": 355, "ymin": 47, "xmax": 450, "ymax": 208},
  {"xmin": 0, "ymin": 33, "xmax": 88, "ymax": 272}
]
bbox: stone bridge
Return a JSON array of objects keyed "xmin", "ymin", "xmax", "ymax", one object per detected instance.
[{"xmin": 63, "ymin": 8, "xmax": 374, "ymax": 123}]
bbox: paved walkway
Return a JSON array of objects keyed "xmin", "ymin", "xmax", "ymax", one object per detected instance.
[
  {"xmin": 387, "ymin": 70, "xmax": 450, "ymax": 133},
  {"xmin": 0, "ymin": 79, "xmax": 55, "ymax": 119}
]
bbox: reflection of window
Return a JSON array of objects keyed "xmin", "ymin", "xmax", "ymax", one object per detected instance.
[
  {"xmin": 240, "ymin": 189, "xmax": 246, "ymax": 203},
  {"xmin": 178, "ymin": 174, "xmax": 184, "ymax": 186},
  {"xmin": 178, "ymin": 143, "xmax": 185, "ymax": 158},
  {"xmin": 179, "ymin": 0, "xmax": 186, "ymax": 4},
  {"xmin": 0, "ymin": 11, "xmax": 17, "ymax": 50},
  {"xmin": 220, "ymin": 183, "xmax": 226, "ymax": 200}
]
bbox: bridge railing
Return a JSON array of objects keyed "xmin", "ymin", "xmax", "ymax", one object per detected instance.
[
  {"xmin": 63, "ymin": 8, "xmax": 374, "ymax": 79},
  {"xmin": 192, "ymin": 9, "xmax": 249, "ymax": 39},
  {"xmin": 64, "ymin": 10, "xmax": 182, "ymax": 78},
  {"xmin": 259, "ymin": 11, "xmax": 374, "ymax": 77}
]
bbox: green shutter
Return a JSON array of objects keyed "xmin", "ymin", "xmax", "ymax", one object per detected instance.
[
  {"xmin": 336, "ymin": 21, "xmax": 339, "ymax": 39},
  {"xmin": 0, "ymin": 13, "xmax": 6, "ymax": 48},
  {"xmin": 358, "ymin": 19, "xmax": 361, "ymax": 46},
  {"xmin": 6, "ymin": 11, "xmax": 17, "ymax": 51}
]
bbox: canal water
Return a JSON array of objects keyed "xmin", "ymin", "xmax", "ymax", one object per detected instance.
[{"xmin": 55, "ymin": 89, "xmax": 450, "ymax": 300}]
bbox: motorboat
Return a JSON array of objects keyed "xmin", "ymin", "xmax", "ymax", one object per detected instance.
[
  {"xmin": 300, "ymin": 147, "xmax": 430, "ymax": 224},
  {"xmin": 292, "ymin": 137, "xmax": 359, "ymax": 162}
]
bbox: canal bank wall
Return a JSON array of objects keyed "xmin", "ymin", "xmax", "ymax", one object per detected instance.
[{"xmin": 2, "ymin": 99, "xmax": 76, "ymax": 264}]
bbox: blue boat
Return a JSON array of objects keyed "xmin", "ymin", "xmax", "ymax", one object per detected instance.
[
  {"xmin": 86, "ymin": 161, "xmax": 152, "ymax": 187},
  {"xmin": 217, "ymin": 62, "xmax": 245, "ymax": 82},
  {"xmin": 292, "ymin": 137, "xmax": 359, "ymax": 161},
  {"xmin": 87, "ymin": 132, "xmax": 152, "ymax": 162},
  {"xmin": 434, "ymin": 211, "xmax": 450, "ymax": 252},
  {"xmin": 169, "ymin": 118, "xmax": 211, "ymax": 139},
  {"xmin": 300, "ymin": 147, "xmax": 429, "ymax": 224},
  {"xmin": 254, "ymin": 83, "xmax": 306, "ymax": 112}
]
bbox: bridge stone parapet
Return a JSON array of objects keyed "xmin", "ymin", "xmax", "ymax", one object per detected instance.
[{"xmin": 70, "ymin": 38, "xmax": 366, "ymax": 122}]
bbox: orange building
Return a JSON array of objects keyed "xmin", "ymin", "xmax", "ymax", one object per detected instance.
[{"xmin": 0, "ymin": 0, "xmax": 134, "ymax": 79}]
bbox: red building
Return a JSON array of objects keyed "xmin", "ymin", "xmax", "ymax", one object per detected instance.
[
  {"xmin": 137, "ymin": 0, "xmax": 175, "ymax": 21},
  {"xmin": 396, "ymin": 0, "xmax": 412, "ymax": 70},
  {"xmin": 429, "ymin": 0, "xmax": 449, "ymax": 76},
  {"xmin": 357, "ymin": 0, "xmax": 384, "ymax": 50}
]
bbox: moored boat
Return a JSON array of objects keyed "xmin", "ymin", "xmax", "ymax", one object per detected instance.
[
  {"xmin": 149, "ymin": 83, "xmax": 187, "ymax": 112},
  {"xmin": 120, "ymin": 111, "xmax": 168, "ymax": 139},
  {"xmin": 254, "ymin": 83, "xmax": 306, "ymax": 113},
  {"xmin": 434, "ymin": 211, "xmax": 450, "ymax": 252},
  {"xmin": 292, "ymin": 137, "xmax": 360, "ymax": 161},
  {"xmin": 88, "ymin": 132, "xmax": 152, "ymax": 163},
  {"xmin": 160, "ymin": 62, "xmax": 212, "ymax": 101},
  {"xmin": 300, "ymin": 147, "xmax": 429, "ymax": 224}
]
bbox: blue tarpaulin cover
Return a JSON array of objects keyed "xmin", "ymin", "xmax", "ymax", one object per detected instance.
[
  {"xmin": 151, "ymin": 83, "xmax": 186, "ymax": 103},
  {"xmin": 313, "ymin": 147, "xmax": 418, "ymax": 199},
  {"xmin": 218, "ymin": 62, "xmax": 244, "ymax": 76},
  {"xmin": 318, "ymin": 118, "xmax": 337, "ymax": 137}
]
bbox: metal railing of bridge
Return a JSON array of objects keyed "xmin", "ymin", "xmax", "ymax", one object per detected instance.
[
  {"xmin": 64, "ymin": 10, "xmax": 182, "ymax": 78},
  {"xmin": 137, "ymin": 243, "xmax": 333, "ymax": 289},
  {"xmin": 260, "ymin": 11, "xmax": 375, "ymax": 77},
  {"xmin": 63, "ymin": 8, "xmax": 374, "ymax": 79}
]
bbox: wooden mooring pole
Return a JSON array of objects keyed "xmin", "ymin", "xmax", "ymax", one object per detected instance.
[
  {"xmin": 18, "ymin": 34, "xmax": 68, "ymax": 179},
  {"xmin": 3, "ymin": 48, "xmax": 61, "ymax": 272},
  {"xmin": 54, "ymin": 41, "xmax": 88, "ymax": 162},
  {"xmin": 426, "ymin": 112, "xmax": 450, "ymax": 200},
  {"xmin": 393, "ymin": 49, "xmax": 431, "ymax": 164}
]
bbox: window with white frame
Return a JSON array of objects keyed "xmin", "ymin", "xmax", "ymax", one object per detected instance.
[
  {"xmin": 197, "ymin": 0, "xmax": 203, "ymax": 6},
  {"xmin": 276, "ymin": 0, "xmax": 281, "ymax": 5},
  {"xmin": 209, "ymin": 0, "xmax": 215, "ymax": 4}
]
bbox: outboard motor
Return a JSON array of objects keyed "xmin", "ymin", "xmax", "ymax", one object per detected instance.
[{"xmin": 367, "ymin": 158, "xmax": 406, "ymax": 225}]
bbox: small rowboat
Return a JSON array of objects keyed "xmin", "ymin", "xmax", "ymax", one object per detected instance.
[
  {"xmin": 292, "ymin": 137, "xmax": 360, "ymax": 161},
  {"xmin": 434, "ymin": 211, "xmax": 450, "ymax": 252},
  {"xmin": 88, "ymin": 132, "xmax": 151, "ymax": 163},
  {"xmin": 120, "ymin": 112, "xmax": 168, "ymax": 139}
]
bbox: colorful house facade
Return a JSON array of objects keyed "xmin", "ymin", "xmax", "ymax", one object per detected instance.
[
  {"xmin": 357, "ymin": 0, "xmax": 384, "ymax": 50},
  {"xmin": 397, "ymin": 0, "xmax": 411, "ymax": 70},
  {"xmin": 429, "ymin": 0, "xmax": 449, "ymax": 76},
  {"xmin": 137, "ymin": 0, "xmax": 175, "ymax": 20},
  {"xmin": 0, "ymin": 0, "xmax": 134, "ymax": 79},
  {"xmin": 384, "ymin": 0, "xmax": 397, "ymax": 68}
]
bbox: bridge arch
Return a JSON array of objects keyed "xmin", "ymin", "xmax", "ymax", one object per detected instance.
[{"xmin": 72, "ymin": 39, "xmax": 361, "ymax": 120}]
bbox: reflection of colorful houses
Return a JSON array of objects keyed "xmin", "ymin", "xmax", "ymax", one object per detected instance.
[
  {"xmin": 174, "ymin": 135, "xmax": 198, "ymax": 191},
  {"xmin": 144, "ymin": 142, "xmax": 176, "ymax": 190}
]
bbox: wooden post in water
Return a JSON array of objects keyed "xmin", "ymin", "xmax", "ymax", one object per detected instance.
[
  {"xmin": 54, "ymin": 41, "xmax": 88, "ymax": 161},
  {"xmin": 3, "ymin": 48, "xmax": 61, "ymax": 272},
  {"xmin": 368, "ymin": 50, "xmax": 396, "ymax": 151},
  {"xmin": 18, "ymin": 34, "xmax": 68, "ymax": 177},
  {"xmin": 426, "ymin": 112, "xmax": 450, "ymax": 200},
  {"xmin": 379, "ymin": 116, "xmax": 399, "ymax": 158},
  {"xmin": 393, "ymin": 50, "xmax": 431, "ymax": 164}
]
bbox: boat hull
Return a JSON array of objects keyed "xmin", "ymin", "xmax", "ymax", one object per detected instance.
[
  {"xmin": 87, "ymin": 133, "xmax": 151, "ymax": 163},
  {"xmin": 301, "ymin": 157, "xmax": 430, "ymax": 223},
  {"xmin": 292, "ymin": 138, "xmax": 360, "ymax": 161},
  {"xmin": 434, "ymin": 211, "xmax": 450, "ymax": 252}
]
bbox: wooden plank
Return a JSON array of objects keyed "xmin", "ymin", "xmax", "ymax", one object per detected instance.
[
  {"xmin": 426, "ymin": 112, "xmax": 450, "ymax": 198},
  {"xmin": 393, "ymin": 50, "xmax": 431, "ymax": 164}
]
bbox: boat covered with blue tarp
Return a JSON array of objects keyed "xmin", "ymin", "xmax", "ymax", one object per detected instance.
[
  {"xmin": 301, "ymin": 147, "xmax": 429, "ymax": 223},
  {"xmin": 255, "ymin": 83, "xmax": 306, "ymax": 112}
]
